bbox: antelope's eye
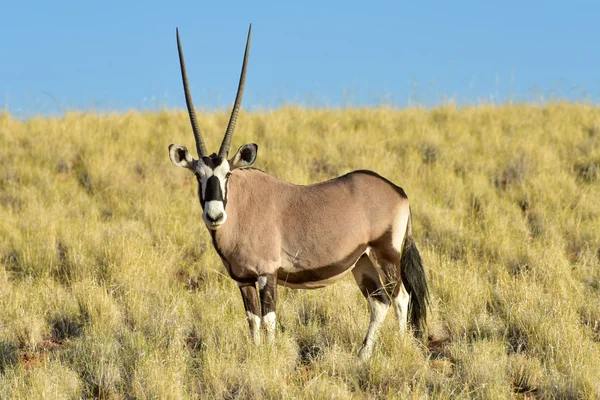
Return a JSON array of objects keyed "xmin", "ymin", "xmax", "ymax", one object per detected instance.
[{"xmin": 226, "ymin": 172, "xmax": 232, "ymax": 178}]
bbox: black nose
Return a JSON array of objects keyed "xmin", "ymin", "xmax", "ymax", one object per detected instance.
[{"xmin": 207, "ymin": 212, "xmax": 224, "ymax": 223}]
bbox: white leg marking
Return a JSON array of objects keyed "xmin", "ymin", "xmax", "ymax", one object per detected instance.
[
  {"xmin": 257, "ymin": 276, "xmax": 268, "ymax": 290},
  {"xmin": 394, "ymin": 282, "xmax": 410, "ymax": 333},
  {"xmin": 246, "ymin": 311, "xmax": 261, "ymax": 345},
  {"xmin": 359, "ymin": 298, "xmax": 390, "ymax": 360},
  {"xmin": 262, "ymin": 311, "xmax": 276, "ymax": 342}
]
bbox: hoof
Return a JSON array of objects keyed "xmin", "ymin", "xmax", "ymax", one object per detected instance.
[{"xmin": 358, "ymin": 345, "xmax": 372, "ymax": 360}]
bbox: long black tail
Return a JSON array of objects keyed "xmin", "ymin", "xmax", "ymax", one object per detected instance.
[{"xmin": 400, "ymin": 216, "xmax": 429, "ymax": 337}]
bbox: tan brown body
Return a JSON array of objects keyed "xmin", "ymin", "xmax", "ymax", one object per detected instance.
[{"xmin": 213, "ymin": 168, "xmax": 411, "ymax": 289}]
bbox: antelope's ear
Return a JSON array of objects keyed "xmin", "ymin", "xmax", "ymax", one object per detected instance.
[
  {"xmin": 169, "ymin": 144, "xmax": 195, "ymax": 170},
  {"xmin": 230, "ymin": 143, "xmax": 258, "ymax": 170}
]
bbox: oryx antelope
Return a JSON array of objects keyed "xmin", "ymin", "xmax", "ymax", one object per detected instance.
[{"xmin": 169, "ymin": 25, "xmax": 429, "ymax": 359}]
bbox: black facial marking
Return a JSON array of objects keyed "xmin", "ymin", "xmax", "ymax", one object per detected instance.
[
  {"xmin": 213, "ymin": 157, "xmax": 224, "ymax": 167},
  {"xmin": 201, "ymin": 154, "xmax": 225, "ymax": 168},
  {"xmin": 196, "ymin": 174, "xmax": 206, "ymax": 208},
  {"xmin": 196, "ymin": 154, "xmax": 230, "ymax": 209},
  {"xmin": 205, "ymin": 175, "xmax": 223, "ymax": 202}
]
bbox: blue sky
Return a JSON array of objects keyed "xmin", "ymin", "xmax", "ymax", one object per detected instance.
[{"xmin": 1, "ymin": 1, "xmax": 599, "ymax": 116}]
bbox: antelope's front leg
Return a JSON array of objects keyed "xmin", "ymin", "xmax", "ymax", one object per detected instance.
[
  {"xmin": 238, "ymin": 283, "xmax": 261, "ymax": 344},
  {"xmin": 258, "ymin": 274, "xmax": 277, "ymax": 342}
]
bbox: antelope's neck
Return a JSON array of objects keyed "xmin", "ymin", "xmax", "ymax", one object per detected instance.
[{"xmin": 209, "ymin": 168, "xmax": 276, "ymax": 256}]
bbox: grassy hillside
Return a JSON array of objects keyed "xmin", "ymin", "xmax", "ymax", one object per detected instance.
[{"xmin": 0, "ymin": 104, "xmax": 599, "ymax": 399}]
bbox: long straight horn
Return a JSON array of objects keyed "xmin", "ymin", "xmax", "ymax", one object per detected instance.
[
  {"xmin": 218, "ymin": 24, "xmax": 252, "ymax": 158},
  {"xmin": 176, "ymin": 28, "xmax": 208, "ymax": 158}
]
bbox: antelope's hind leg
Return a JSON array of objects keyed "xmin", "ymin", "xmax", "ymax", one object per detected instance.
[
  {"xmin": 374, "ymin": 223, "xmax": 429, "ymax": 337},
  {"xmin": 376, "ymin": 255, "xmax": 410, "ymax": 334},
  {"xmin": 352, "ymin": 254, "xmax": 390, "ymax": 359},
  {"xmin": 239, "ymin": 282, "xmax": 261, "ymax": 344},
  {"xmin": 370, "ymin": 221, "xmax": 411, "ymax": 333}
]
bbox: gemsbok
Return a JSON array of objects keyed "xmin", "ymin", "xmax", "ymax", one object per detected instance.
[{"xmin": 169, "ymin": 25, "xmax": 429, "ymax": 359}]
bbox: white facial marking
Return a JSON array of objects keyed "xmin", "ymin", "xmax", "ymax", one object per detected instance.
[
  {"xmin": 213, "ymin": 162, "xmax": 230, "ymax": 195},
  {"xmin": 197, "ymin": 162, "xmax": 213, "ymax": 199},
  {"xmin": 203, "ymin": 200, "xmax": 227, "ymax": 229},
  {"xmin": 263, "ymin": 311, "xmax": 276, "ymax": 342},
  {"xmin": 196, "ymin": 159, "xmax": 230, "ymax": 199},
  {"xmin": 197, "ymin": 159, "xmax": 232, "ymax": 229}
]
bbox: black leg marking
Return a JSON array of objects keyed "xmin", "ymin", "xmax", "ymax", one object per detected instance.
[
  {"xmin": 258, "ymin": 274, "xmax": 277, "ymax": 341},
  {"xmin": 352, "ymin": 255, "xmax": 390, "ymax": 305},
  {"xmin": 239, "ymin": 283, "xmax": 261, "ymax": 344},
  {"xmin": 380, "ymin": 261, "xmax": 402, "ymax": 298},
  {"xmin": 371, "ymin": 248, "xmax": 413, "ymax": 334},
  {"xmin": 239, "ymin": 283, "xmax": 260, "ymax": 317}
]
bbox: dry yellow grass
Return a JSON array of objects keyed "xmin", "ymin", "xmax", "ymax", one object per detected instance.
[{"xmin": 0, "ymin": 103, "xmax": 599, "ymax": 399}]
